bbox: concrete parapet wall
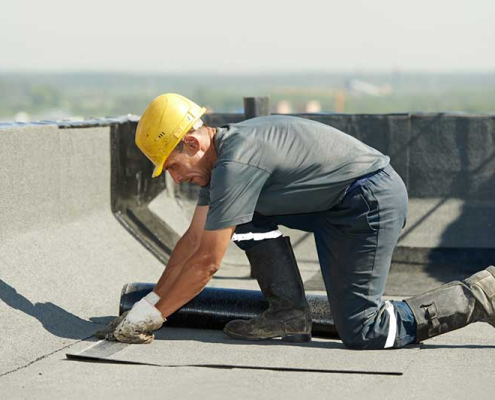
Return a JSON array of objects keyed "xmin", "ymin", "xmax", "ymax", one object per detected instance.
[
  {"xmin": 0, "ymin": 124, "xmax": 110, "ymax": 237},
  {"xmin": 3, "ymin": 112, "xmax": 494, "ymax": 257}
]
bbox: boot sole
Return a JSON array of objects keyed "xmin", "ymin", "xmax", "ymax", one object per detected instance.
[
  {"xmin": 282, "ymin": 333, "xmax": 312, "ymax": 343},
  {"xmin": 224, "ymin": 329, "xmax": 311, "ymax": 343}
]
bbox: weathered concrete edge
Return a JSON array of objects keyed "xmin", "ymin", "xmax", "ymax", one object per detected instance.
[
  {"xmin": 0, "ymin": 115, "xmax": 140, "ymax": 130},
  {"xmin": 3, "ymin": 111, "xmax": 495, "ymax": 131}
]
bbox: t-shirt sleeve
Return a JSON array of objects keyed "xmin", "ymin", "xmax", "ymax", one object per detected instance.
[
  {"xmin": 205, "ymin": 161, "xmax": 271, "ymax": 230},
  {"xmin": 197, "ymin": 185, "xmax": 211, "ymax": 206}
]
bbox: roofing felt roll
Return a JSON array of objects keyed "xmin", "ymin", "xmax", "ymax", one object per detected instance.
[{"xmin": 120, "ymin": 283, "xmax": 339, "ymax": 338}]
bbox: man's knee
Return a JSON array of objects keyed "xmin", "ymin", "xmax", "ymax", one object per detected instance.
[
  {"xmin": 337, "ymin": 301, "xmax": 416, "ymax": 350},
  {"xmin": 336, "ymin": 302, "xmax": 395, "ymax": 350},
  {"xmin": 339, "ymin": 327, "xmax": 383, "ymax": 350}
]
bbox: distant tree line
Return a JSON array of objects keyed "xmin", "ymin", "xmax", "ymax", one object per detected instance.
[{"xmin": 0, "ymin": 72, "xmax": 494, "ymax": 121}]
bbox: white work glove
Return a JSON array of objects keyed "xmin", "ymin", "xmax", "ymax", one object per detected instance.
[
  {"xmin": 94, "ymin": 311, "xmax": 130, "ymax": 340},
  {"xmin": 111, "ymin": 292, "xmax": 166, "ymax": 344}
]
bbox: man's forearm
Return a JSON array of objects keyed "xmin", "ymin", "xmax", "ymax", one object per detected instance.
[
  {"xmin": 111, "ymin": 226, "xmax": 233, "ymax": 344},
  {"xmin": 110, "ymin": 252, "xmax": 218, "ymax": 344},
  {"xmin": 155, "ymin": 254, "xmax": 218, "ymax": 318},
  {"xmin": 153, "ymin": 231, "xmax": 199, "ymax": 298}
]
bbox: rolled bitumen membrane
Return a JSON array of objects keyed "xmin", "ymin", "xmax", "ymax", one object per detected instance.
[{"xmin": 120, "ymin": 283, "xmax": 339, "ymax": 338}]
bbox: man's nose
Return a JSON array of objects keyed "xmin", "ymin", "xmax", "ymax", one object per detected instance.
[{"xmin": 169, "ymin": 170, "xmax": 181, "ymax": 184}]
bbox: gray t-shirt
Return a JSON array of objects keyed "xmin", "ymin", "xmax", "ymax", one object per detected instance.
[{"xmin": 198, "ymin": 115, "xmax": 389, "ymax": 230}]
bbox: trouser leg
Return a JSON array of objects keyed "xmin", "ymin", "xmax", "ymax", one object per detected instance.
[{"xmin": 315, "ymin": 165, "xmax": 415, "ymax": 349}]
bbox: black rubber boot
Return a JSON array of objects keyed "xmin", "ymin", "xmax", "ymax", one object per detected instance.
[
  {"xmin": 224, "ymin": 236, "xmax": 312, "ymax": 342},
  {"xmin": 405, "ymin": 266, "xmax": 495, "ymax": 342}
]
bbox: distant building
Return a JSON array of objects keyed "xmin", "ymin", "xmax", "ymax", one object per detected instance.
[
  {"xmin": 346, "ymin": 79, "xmax": 393, "ymax": 97},
  {"xmin": 305, "ymin": 100, "xmax": 321, "ymax": 113},
  {"xmin": 334, "ymin": 89, "xmax": 346, "ymax": 113},
  {"xmin": 276, "ymin": 100, "xmax": 292, "ymax": 114},
  {"xmin": 14, "ymin": 112, "xmax": 30, "ymax": 123}
]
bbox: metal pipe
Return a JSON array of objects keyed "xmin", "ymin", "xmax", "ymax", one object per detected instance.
[
  {"xmin": 120, "ymin": 283, "xmax": 338, "ymax": 338},
  {"xmin": 243, "ymin": 96, "xmax": 270, "ymax": 120}
]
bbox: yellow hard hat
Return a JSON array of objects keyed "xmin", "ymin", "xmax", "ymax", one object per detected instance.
[{"xmin": 135, "ymin": 93, "xmax": 206, "ymax": 178}]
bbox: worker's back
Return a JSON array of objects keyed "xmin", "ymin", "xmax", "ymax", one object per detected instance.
[{"xmin": 199, "ymin": 115, "xmax": 389, "ymax": 230}]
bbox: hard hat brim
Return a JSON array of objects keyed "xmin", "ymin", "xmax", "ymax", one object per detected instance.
[{"xmin": 152, "ymin": 162, "xmax": 164, "ymax": 178}]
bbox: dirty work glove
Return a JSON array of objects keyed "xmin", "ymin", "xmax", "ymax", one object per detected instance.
[
  {"xmin": 94, "ymin": 311, "xmax": 130, "ymax": 340},
  {"xmin": 113, "ymin": 292, "xmax": 166, "ymax": 344}
]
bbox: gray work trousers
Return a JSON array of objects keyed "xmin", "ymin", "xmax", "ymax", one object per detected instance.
[{"xmin": 233, "ymin": 164, "xmax": 416, "ymax": 349}]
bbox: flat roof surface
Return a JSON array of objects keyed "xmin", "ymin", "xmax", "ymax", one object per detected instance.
[
  {"xmin": 3, "ymin": 265, "xmax": 495, "ymax": 400},
  {"xmin": 3, "ymin": 258, "xmax": 495, "ymax": 400}
]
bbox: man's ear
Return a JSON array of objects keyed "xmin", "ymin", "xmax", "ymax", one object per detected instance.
[{"xmin": 183, "ymin": 135, "xmax": 200, "ymax": 152}]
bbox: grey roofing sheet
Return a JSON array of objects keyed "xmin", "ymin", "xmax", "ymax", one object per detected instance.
[{"xmin": 67, "ymin": 328, "xmax": 420, "ymax": 375}]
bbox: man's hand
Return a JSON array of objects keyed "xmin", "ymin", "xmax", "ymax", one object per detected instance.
[
  {"xmin": 112, "ymin": 297, "xmax": 166, "ymax": 344},
  {"xmin": 94, "ymin": 311, "xmax": 130, "ymax": 340},
  {"xmin": 94, "ymin": 292, "xmax": 166, "ymax": 344}
]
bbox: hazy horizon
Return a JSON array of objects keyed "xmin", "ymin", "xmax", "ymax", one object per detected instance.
[
  {"xmin": 2, "ymin": 0, "xmax": 494, "ymax": 74},
  {"xmin": 2, "ymin": 69, "xmax": 495, "ymax": 75}
]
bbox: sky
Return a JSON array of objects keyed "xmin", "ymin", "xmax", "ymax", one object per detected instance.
[{"xmin": 1, "ymin": 0, "xmax": 494, "ymax": 74}]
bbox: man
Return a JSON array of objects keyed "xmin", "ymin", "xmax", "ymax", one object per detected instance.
[{"xmin": 99, "ymin": 93, "xmax": 495, "ymax": 349}]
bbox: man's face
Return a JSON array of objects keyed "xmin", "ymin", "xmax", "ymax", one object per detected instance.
[{"xmin": 163, "ymin": 146, "xmax": 209, "ymax": 187}]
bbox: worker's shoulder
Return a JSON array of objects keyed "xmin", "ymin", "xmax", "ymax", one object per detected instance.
[
  {"xmin": 235, "ymin": 114, "xmax": 312, "ymax": 127},
  {"xmin": 218, "ymin": 115, "xmax": 336, "ymax": 151},
  {"xmin": 230, "ymin": 115, "xmax": 338, "ymax": 135}
]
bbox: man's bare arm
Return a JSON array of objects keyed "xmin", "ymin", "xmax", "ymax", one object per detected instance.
[
  {"xmin": 155, "ymin": 225, "xmax": 235, "ymax": 318},
  {"xmin": 153, "ymin": 205, "xmax": 209, "ymax": 298},
  {"xmin": 104, "ymin": 206, "xmax": 229, "ymax": 344}
]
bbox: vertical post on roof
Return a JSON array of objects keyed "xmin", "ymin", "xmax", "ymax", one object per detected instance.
[
  {"xmin": 243, "ymin": 97, "xmax": 270, "ymax": 120},
  {"xmin": 243, "ymin": 97, "xmax": 270, "ymax": 278}
]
